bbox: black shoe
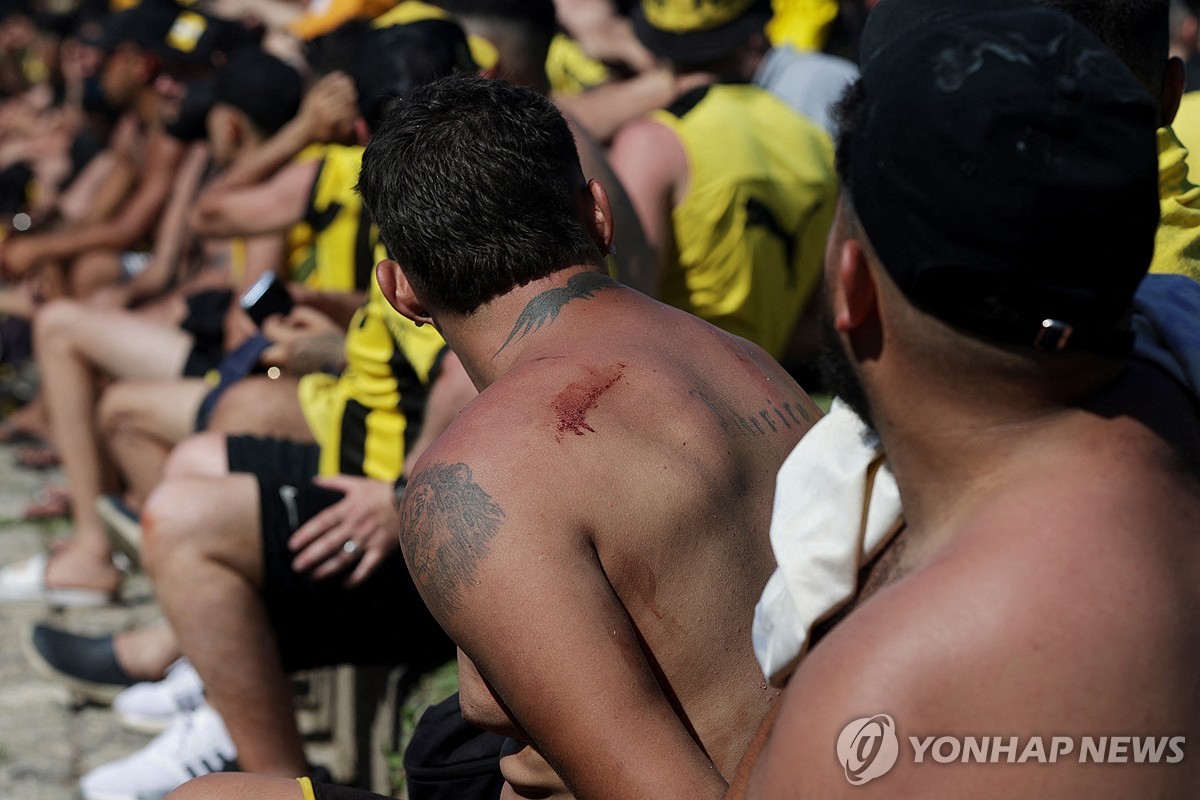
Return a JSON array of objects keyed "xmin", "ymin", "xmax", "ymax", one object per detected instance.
[{"xmin": 23, "ymin": 623, "xmax": 135, "ymax": 704}]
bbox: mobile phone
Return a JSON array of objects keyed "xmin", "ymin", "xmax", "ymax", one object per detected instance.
[{"xmin": 240, "ymin": 272, "xmax": 295, "ymax": 326}]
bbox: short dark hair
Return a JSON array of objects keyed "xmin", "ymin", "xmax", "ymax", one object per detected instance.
[
  {"xmin": 358, "ymin": 74, "xmax": 604, "ymax": 315},
  {"xmin": 436, "ymin": 0, "xmax": 557, "ymax": 39},
  {"xmin": 351, "ymin": 19, "xmax": 476, "ymax": 135}
]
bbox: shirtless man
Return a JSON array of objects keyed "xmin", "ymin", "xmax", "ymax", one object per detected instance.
[
  {"xmin": 174, "ymin": 73, "xmax": 820, "ymax": 800},
  {"xmin": 742, "ymin": 4, "xmax": 1200, "ymax": 798}
]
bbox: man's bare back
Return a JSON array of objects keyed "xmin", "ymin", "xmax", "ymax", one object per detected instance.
[
  {"xmin": 397, "ymin": 267, "xmax": 818, "ymax": 799},
  {"xmin": 741, "ymin": 4, "xmax": 1200, "ymax": 796},
  {"xmin": 746, "ymin": 359, "xmax": 1200, "ymax": 799}
]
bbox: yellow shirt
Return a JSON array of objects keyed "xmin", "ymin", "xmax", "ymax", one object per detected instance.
[
  {"xmin": 287, "ymin": 144, "xmax": 376, "ymax": 292},
  {"xmin": 298, "ymin": 275, "xmax": 447, "ymax": 481},
  {"xmin": 651, "ymin": 83, "xmax": 837, "ymax": 359},
  {"xmin": 1155, "ymin": 124, "xmax": 1200, "ymax": 282},
  {"xmin": 767, "ymin": 0, "xmax": 839, "ymax": 51}
]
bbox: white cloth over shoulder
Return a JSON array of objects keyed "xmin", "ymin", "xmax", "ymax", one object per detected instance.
[
  {"xmin": 753, "ymin": 274, "xmax": 1200, "ymax": 688},
  {"xmin": 752, "ymin": 399, "xmax": 900, "ymax": 687}
]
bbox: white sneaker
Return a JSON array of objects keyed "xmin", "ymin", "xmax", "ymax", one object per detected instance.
[
  {"xmin": 113, "ymin": 658, "xmax": 205, "ymax": 734},
  {"xmin": 79, "ymin": 703, "xmax": 237, "ymax": 800}
]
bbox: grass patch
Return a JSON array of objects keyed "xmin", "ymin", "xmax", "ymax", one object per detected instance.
[{"xmin": 387, "ymin": 660, "xmax": 460, "ymax": 797}]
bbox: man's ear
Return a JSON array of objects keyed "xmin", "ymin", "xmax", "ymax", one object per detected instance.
[
  {"xmin": 377, "ymin": 259, "xmax": 434, "ymax": 326},
  {"xmin": 1162, "ymin": 56, "xmax": 1186, "ymax": 127},
  {"xmin": 581, "ymin": 179, "xmax": 615, "ymax": 256},
  {"xmin": 832, "ymin": 238, "xmax": 879, "ymax": 335}
]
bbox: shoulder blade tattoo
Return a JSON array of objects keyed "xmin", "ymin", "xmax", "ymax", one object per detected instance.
[
  {"xmin": 492, "ymin": 272, "xmax": 619, "ymax": 358},
  {"xmin": 400, "ymin": 462, "xmax": 506, "ymax": 619}
]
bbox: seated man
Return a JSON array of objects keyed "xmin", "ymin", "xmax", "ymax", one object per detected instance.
[
  {"xmin": 46, "ymin": 19, "xmax": 484, "ymax": 800},
  {"xmin": 174, "ymin": 73, "xmax": 822, "ymax": 800},
  {"xmin": 0, "ymin": 47, "xmax": 311, "ymax": 605},
  {"xmin": 610, "ymin": 0, "xmax": 839, "ymax": 363},
  {"xmin": 740, "ymin": 4, "xmax": 1200, "ymax": 798}
]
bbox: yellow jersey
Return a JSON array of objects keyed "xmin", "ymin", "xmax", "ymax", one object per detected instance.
[{"xmin": 651, "ymin": 83, "xmax": 837, "ymax": 359}]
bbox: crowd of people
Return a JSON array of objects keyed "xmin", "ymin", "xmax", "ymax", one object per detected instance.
[{"xmin": 0, "ymin": 0, "xmax": 1196, "ymax": 799}]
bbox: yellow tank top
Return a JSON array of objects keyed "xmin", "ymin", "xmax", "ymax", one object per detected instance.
[
  {"xmin": 298, "ymin": 272, "xmax": 448, "ymax": 480},
  {"xmin": 651, "ymin": 83, "xmax": 837, "ymax": 358}
]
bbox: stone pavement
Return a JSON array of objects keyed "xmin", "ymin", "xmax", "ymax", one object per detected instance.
[{"xmin": 0, "ymin": 442, "xmax": 164, "ymax": 800}]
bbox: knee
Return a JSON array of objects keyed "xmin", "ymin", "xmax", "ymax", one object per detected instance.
[
  {"xmin": 97, "ymin": 383, "xmax": 138, "ymax": 440},
  {"xmin": 141, "ymin": 478, "xmax": 211, "ymax": 577},
  {"xmin": 163, "ymin": 431, "xmax": 229, "ymax": 481},
  {"xmin": 32, "ymin": 298, "xmax": 80, "ymax": 347}
]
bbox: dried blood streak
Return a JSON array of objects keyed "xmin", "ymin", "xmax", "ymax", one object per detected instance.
[{"xmin": 552, "ymin": 364, "xmax": 625, "ymax": 442}]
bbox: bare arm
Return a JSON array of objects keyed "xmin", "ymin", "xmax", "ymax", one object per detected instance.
[
  {"xmin": 189, "ymin": 72, "xmax": 356, "ymax": 234},
  {"xmin": 607, "ymin": 117, "xmax": 688, "ymax": 293},
  {"xmin": 399, "ymin": 441, "xmax": 728, "ymax": 800},
  {"xmin": 567, "ymin": 117, "xmax": 656, "ymax": 295},
  {"xmin": 122, "ymin": 141, "xmax": 212, "ymax": 305},
  {"xmin": 552, "ymin": 0, "xmax": 656, "ymax": 74},
  {"xmin": 4, "ymin": 128, "xmax": 184, "ymax": 274},
  {"xmin": 555, "ymin": 69, "xmax": 676, "ymax": 144},
  {"xmin": 189, "ymin": 159, "xmax": 319, "ymax": 239}
]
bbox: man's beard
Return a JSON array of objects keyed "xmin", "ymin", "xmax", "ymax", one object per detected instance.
[{"xmin": 817, "ymin": 303, "xmax": 878, "ymax": 434}]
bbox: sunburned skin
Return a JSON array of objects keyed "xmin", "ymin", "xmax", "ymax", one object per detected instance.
[{"xmin": 551, "ymin": 363, "xmax": 626, "ymax": 442}]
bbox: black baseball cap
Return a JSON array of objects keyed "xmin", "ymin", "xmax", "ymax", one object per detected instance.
[
  {"xmin": 848, "ymin": 2, "xmax": 1160, "ymax": 356},
  {"xmin": 351, "ymin": 18, "xmax": 476, "ymax": 133},
  {"xmin": 632, "ymin": 0, "xmax": 771, "ymax": 64},
  {"xmin": 213, "ymin": 47, "xmax": 302, "ymax": 135},
  {"xmin": 95, "ymin": 0, "xmax": 258, "ymax": 66}
]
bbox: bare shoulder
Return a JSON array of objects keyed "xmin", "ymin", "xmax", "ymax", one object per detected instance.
[
  {"xmin": 609, "ymin": 116, "xmax": 686, "ymax": 180},
  {"xmin": 750, "ymin": 494, "xmax": 1200, "ymax": 799}
]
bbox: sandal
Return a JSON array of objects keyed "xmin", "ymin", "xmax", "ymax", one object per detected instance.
[
  {"xmin": 0, "ymin": 418, "xmax": 43, "ymax": 444},
  {"xmin": 15, "ymin": 441, "xmax": 60, "ymax": 469},
  {"xmin": 23, "ymin": 484, "xmax": 70, "ymax": 520}
]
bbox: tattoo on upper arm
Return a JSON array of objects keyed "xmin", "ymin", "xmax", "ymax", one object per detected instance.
[
  {"xmin": 399, "ymin": 462, "xmax": 506, "ymax": 619},
  {"xmin": 492, "ymin": 272, "xmax": 618, "ymax": 358},
  {"xmin": 690, "ymin": 390, "xmax": 812, "ymax": 437}
]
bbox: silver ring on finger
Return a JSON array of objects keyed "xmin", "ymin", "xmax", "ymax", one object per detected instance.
[{"xmin": 342, "ymin": 540, "xmax": 359, "ymax": 556}]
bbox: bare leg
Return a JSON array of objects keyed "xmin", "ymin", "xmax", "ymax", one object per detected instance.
[
  {"xmin": 161, "ymin": 431, "xmax": 233, "ymax": 481},
  {"xmin": 167, "ymin": 773, "xmax": 307, "ymax": 800},
  {"xmin": 98, "ymin": 379, "xmax": 209, "ymax": 510},
  {"xmin": 32, "ymin": 299, "xmax": 196, "ymax": 590},
  {"xmin": 68, "ymin": 249, "xmax": 122, "ymax": 298},
  {"xmin": 208, "ymin": 376, "xmax": 311, "ymax": 441},
  {"xmin": 142, "ymin": 476, "xmax": 309, "ymax": 776},
  {"xmin": 112, "ymin": 622, "xmax": 182, "ymax": 682}
]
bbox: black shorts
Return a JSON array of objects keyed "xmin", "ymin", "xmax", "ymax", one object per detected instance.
[
  {"xmin": 234, "ymin": 437, "xmax": 451, "ymax": 673},
  {"xmin": 180, "ymin": 289, "xmax": 232, "ymax": 377},
  {"xmin": 227, "ymin": 435, "xmax": 321, "ymax": 484}
]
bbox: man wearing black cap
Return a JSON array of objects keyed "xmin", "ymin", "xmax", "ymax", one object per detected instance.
[
  {"xmin": 742, "ymin": 4, "xmax": 1200, "ymax": 797},
  {"xmin": 0, "ymin": 0, "xmax": 248, "ymax": 293},
  {"xmin": 610, "ymin": 0, "xmax": 837, "ymax": 364}
]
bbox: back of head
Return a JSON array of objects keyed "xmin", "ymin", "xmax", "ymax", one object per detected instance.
[
  {"xmin": 358, "ymin": 74, "xmax": 604, "ymax": 316},
  {"xmin": 632, "ymin": 0, "xmax": 771, "ymax": 68},
  {"xmin": 435, "ymin": 0, "xmax": 557, "ymax": 87},
  {"xmin": 840, "ymin": 0, "xmax": 1160, "ymax": 360},
  {"xmin": 213, "ymin": 47, "xmax": 302, "ymax": 136},
  {"xmin": 350, "ymin": 18, "xmax": 476, "ymax": 133}
]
